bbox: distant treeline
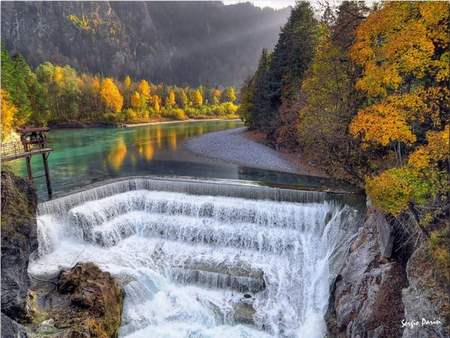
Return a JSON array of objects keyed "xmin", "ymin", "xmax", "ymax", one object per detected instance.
[
  {"xmin": 237, "ymin": 0, "xmax": 449, "ymax": 272},
  {"xmin": 1, "ymin": 44, "xmax": 238, "ymax": 134}
]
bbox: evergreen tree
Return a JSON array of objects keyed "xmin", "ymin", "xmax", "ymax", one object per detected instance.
[{"xmin": 265, "ymin": 1, "xmax": 318, "ymax": 138}]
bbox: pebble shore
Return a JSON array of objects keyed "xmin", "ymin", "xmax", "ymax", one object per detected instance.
[{"xmin": 182, "ymin": 127, "xmax": 301, "ymax": 174}]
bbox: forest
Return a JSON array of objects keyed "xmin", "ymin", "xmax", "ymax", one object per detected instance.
[
  {"xmin": 1, "ymin": 44, "xmax": 238, "ymax": 135},
  {"xmin": 237, "ymin": 1, "xmax": 449, "ymax": 280}
]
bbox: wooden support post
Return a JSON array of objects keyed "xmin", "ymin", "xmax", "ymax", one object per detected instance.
[
  {"xmin": 26, "ymin": 156, "xmax": 33, "ymax": 183},
  {"xmin": 42, "ymin": 152, "xmax": 52, "ymax": 196}
]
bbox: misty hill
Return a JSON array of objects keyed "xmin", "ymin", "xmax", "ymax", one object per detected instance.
[{"xmin": 1, "ymin": 1, "xmax": 290, "ymax": 87}]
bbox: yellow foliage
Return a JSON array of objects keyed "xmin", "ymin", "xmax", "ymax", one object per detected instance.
[
  {"xmin": 100, "ymin": 78, "xmax": 123, "ymax": 113},
  {"xmin": 351, "ymin": 2, "xmax": 448, "ymax": 98},
  {"xmin": 152, "ymin": 95, "xmax": 161, "ymax": 113},
  {"xmin": 54, "ymin": 66, "xmax": 64, "ymax": 84},
  {"xmin": 1, "ymin": 89, "xmax": 17, "ymax": 140},
  {"xmin": 124, "ymin": 75, "xmax": 131, "ymax": 88},
  {"xmin": 213, "ymin": 89, "xmax": 221, "ymax": 101},
  {"xmin": 130, "ymin": 92, "xmax": 141, "ymax": 110},
  {"xmin": 365, "ymin": 164, "xmax": 444, "ymax": 216},
  {"xmin": 168, "ymin": 91, "xmax": 176, "ymax": 107},
  {"xmin": 108, "ymin": 138, "xmax": 127, "ymax": 170},
  {"xmin": 193, "ymin": 90, "xmax": 203, "ymax": 108},
  {"xmin": 138, "ymin": 79, "xmax": 151, "ymax": 98},
  {"xmin": 93, "ymin": 76, "xmax": 101, "ymax": 94}
]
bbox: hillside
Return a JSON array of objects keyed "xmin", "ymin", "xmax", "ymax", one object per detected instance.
[{"xmin": 1, "ymin": 1, "xmax": 290, "ymax": 86}]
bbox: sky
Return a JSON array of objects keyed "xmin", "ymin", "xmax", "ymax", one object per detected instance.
[{"xmin": 222, "ymin": 1, "xmax": 297, "ymax": 9}]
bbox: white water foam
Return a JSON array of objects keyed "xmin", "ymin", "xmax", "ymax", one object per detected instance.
[{"xmin": 29, "ymin": 178, "xmax": 363, "ymax": 337}]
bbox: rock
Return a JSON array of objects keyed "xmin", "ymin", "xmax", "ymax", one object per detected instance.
[
  {"xmin": 374, "ymin": 212, "xmax": 394, "ymax": 259},
  {"xmin": 402, "ymin": 245, "xmax": 449, "ymax": 338},
  {"xmin": 234, "ymin": 300, "xmax": 256, "ymax": 324},
  {"xmin": 1, "ymin": 170, "xmax": 38, "ymax": 322},
  {"xmin": 329, "ymin": 208, "xmax": 407, "ymax": 338},
  {"xmin": 50, "ymin": 262, "xmax": 124, "ymax": 338},
  {"xmin": 1, "ymin": 313, "xmax": 35, "ymax": 338}
]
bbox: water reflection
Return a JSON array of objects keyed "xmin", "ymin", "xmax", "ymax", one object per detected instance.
[
  {"xmin": 108, "ymin": 137, "xmax": 128, "ymax": 171},
  {"xmin": 8, "ymin": 120, "xmax": 243, "ymax": 197}
]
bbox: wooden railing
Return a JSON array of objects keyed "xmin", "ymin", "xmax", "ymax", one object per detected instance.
[{"xmin": 1, "ymin": 139, "xmax": 54, "ymax": 161}]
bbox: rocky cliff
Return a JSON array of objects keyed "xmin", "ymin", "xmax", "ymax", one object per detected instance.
[
  {"xmin": 1, "ymin": 171, "xmax": 124, "ymax": 338},
  {"xmin": 1, "ymin": 1, "xmax": 290, "ymax": 86},
  {"xmin": 1, "ymin": 171, "xmax": 38, "ymax": 323},
  {"xmin": 327, "ymin": 203, "xmax": 449, "ymax": 337}
]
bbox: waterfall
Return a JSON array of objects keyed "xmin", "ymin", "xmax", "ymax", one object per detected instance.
[{"xmin": 29, "ymin": 176, "xmax": 364, "ymax": 337}]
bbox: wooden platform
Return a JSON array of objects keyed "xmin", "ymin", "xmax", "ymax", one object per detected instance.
[{"xmin": 2, "ymin": 128, "xmax": 54, "ymax": 196}]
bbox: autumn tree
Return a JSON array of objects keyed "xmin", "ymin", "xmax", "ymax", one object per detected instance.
[
  {"xmin": 213, "ymin": 89, "xmax": 221, "ymax": 105},
  {"xmin": 350, "ymin": 2, "xmax": 448, "ymax": 157},
  {"xmin": 297, "ymin": 1, "xmax": 368, "ymax": 181},
  {"xmin": 223, "ymin": 86, "xmax": 236, "ymax": 103},
  {"xmin": 138, "ymin": 79, "xmax": 151, "ymax": 99},
  {"xmin": 165, "ymin": 90, "xmax": 176, "ymax": 108},
  {"xmin": 152, "ymin": 94, "xmax": 161, "ymax": 114},
  {"xmin": 349, "ymin": 1, "xmax": 449, "ymax": 222},
  {"xmin": 178, "ymin": 89, "xmax": 189, "ymax": 109},
  {"xmin": 78, "ymin": 73, "xmax": 101, "ymax": 119},
  {"xmin": 130, "ymin": 91, "xmax": 142, "ymax": 111},
  {"xmin": 122, "ymin": 75, "xmax": 132, "ymax": 109},
  {"xmin": 192, "ymin": 90, "xmax": 203, "ymax": 108},
  {"xmin": 1, "ymin": 89, "xmax": 17, "ymax": 140},
  {"xmin": 100, "ymin": 78, "xmax": 123, "ymax": 113}
]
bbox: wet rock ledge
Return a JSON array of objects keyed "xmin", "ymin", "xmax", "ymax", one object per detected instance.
[
  {"xmin": 1, "ymin": 170, "xmax": 124, "ymax": 338},
  {"xmin": 326, "ymin": 202, "xmax": 449, "ymax": 338}
]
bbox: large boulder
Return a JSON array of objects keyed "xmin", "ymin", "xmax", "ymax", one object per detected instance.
[
  {"xmin": 48, "ymin": 262, "xmax": 124, "ymax": 338},
  {"xmin": 1, "ymin": 170, "xmax": 38, "ymax": 322}
]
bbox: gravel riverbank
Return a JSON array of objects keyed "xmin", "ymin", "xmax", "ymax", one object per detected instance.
[{"xmin": 182, "ymin": 127, "xmax": 302, "ymax": 174}]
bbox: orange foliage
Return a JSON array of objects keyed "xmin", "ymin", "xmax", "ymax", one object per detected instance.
[
  {"xmin": 1, "ymin": 89, "xmax": 17, "ymax": 140},
  {"xmin": 349, "ymin": 94, "xmax": 431, "ymax": 148},
  {"xmin": 408, "ymin": 125, "xmax": 450, "ymax": 170},
  {"xmin": 351, "ymin": 2, "xmax": 448, "ymax": 97}
]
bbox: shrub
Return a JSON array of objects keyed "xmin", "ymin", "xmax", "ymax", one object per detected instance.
[
  {"xmin": 123, "ymin": 109, "xmax": 138, "ymax": 122},
  {"xmin": 429, "ymin": 228, "xmax": 450, "ymax": 283}
]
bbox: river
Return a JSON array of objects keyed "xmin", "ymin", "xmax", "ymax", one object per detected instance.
[
  {"xmin": 9, "ymin": 120, "xmax": 243, "ymax": 198},
  {"xmin": 9, "ymin": 120, "xmax": 356, "ymax": 200}
]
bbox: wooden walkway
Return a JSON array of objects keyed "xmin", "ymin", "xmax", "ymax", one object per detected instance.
[
  {"xmin": 1, "ymin": 139, "xmax": 54, "ymax": 162},
  {"xmin": 2, "ymin": 147, "xmax": 54, "ymax": 162},
  {"xmin": 1, "ymin": 136, "xmax": 54, "ymax": 196}
]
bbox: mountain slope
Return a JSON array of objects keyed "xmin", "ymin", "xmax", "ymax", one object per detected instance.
[{"xmin": 1, "ymin": 1, "xmax": 290, "ymax": 86}]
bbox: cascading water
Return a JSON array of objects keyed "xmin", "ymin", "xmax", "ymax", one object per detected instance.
[{"xmin": 29, "ymin": 177, "xmax": 365, "ymax": 337}]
